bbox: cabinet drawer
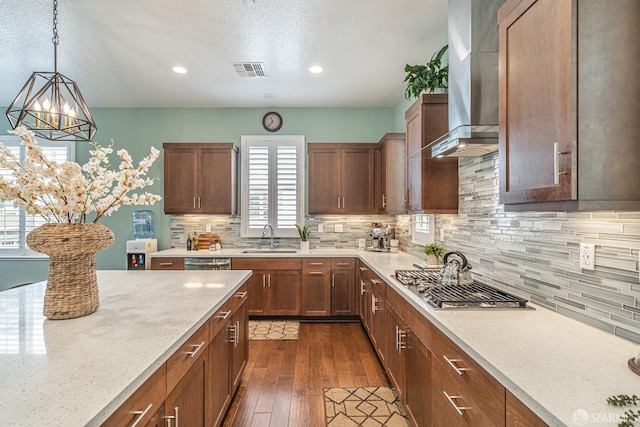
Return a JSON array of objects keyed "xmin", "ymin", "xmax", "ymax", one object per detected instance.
[
  {"xmin": 150, "ymin": 257, "xmax": 184, "ymax": 270},
  {"xmin": 166, "ymin": 322, "xmax": 209, "ymax": 393},
  {"xmin": 209, "ymin": 299, "xmax": 233, "ymax": 340},
  {"xmin": 331, "ymin": 258, "xmax": 355, "ymax": 270},
  {"xmin": 303, "ymin": 258, "xmax": 331, "ymax": 270},
  {"xmin": 231, "ymin": 283, "xmax": 248, "ymax": 311},
  {"xmin": 432, "ymin": 357, "xmax": 505, "ymax": 426},
  {"xmin": 432, "ymin": 329, "xmax": 505, "ymax": 424},
  {"xmin": 102, "ymin": 366, "xmax": 166, "ymax": 427},
  {"xmin": 232, "ymin": 257, "xmax": 302, "ymax": 270}
]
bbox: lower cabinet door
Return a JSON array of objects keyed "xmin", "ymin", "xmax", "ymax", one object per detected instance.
[
  {"xmin": 231, "ymin": 301, "xmax": 248, "ymax": 392},
  {"xmin": 302, "ymin": 270, "xmax": 331, "ymax": 316},
  {"xmin": 267, "ymin": 271, "xmax": 302, "ymax": 315},
  {"xmin": 331, "ymin": 269, "xmax": 355, "ymax": 315},
  {"xmin": 246, "ymin": 271, "xmax": 267, "ymax": 316},
  {"xmin": 208, "ymin": 322, "xmax": 231, "ymax": 427},
  {"xmin": 165, "ymin": 350, "xmax": 207, "ymax": 427},
  {"xmin": 385, "ymin": 302, "xmax": 406, "ymax": 400},
  {"xmin": 405, "ymin": 331, "xmax": 431, "ymax": 427}
]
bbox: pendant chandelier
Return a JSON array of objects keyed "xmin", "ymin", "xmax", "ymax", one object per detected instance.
[{"xmin": 5, "ymin": 0, "xmax": 97, "ymax": 141}]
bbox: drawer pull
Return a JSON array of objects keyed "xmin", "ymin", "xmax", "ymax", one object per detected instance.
[
  {"xmin": 218, "ymin": 310, "xmax": 232, "ymax": 320},
  {"xmin": 235, "ymin": 291, "xmax": 248, "ymax": 298},
  {"xmin": 159, "ymin": 262, "xmax": 173, "ymax": 266},
  {"xmin": 360, "ymin": 280, "xmax": 365, "ymax": 295},
  {"xmin": 370, "ymin": 279, "xmax": 381, "ymax": 285},
  {"xmin": 359, "ymin": 266, "xmax": 368, "ymax": 272},
  {"xmin": 371, "ymin": 295, "xmax": 378, "ymax": 314},
  {"xmin": 443, "ymin": 391, "xmax": 469, "ymax": 416},
  {"xmin": 131, "ymin": 403, "xmax": 153, "ymax": 427},
  {"xmin": 165, "ymin": 406, "xmax": 179, "ymax": 427},
  {"xmin": 396, "ymin": 326, "xmax": 406, "ymax": 353},
  {"xmin": 309, "ymin": 262, "xmax": 324, "ymax": 266},
  {"xmin": 336, "ymin": 262, "xmax": 350, "ymax": 266},
  {"xmin": 186, "ymin": 341, "xmax": 206, "ymax": 358},
  {"xmin": 309, "ymin": 271, "xmax": 324, "ymax": 275},
  {"xmin": 443, "ymin": 355, "xmax": 468, "ymax": 376},
  {"xmin": 332, "ymin": 274, "xmax": 335, "ymax": 287}
]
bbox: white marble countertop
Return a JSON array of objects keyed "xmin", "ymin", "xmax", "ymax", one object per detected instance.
[
  {"xmin": 356, "ymin": 251, "xmax": 640, "ymax": 427},
  {"xmin": 0, "ymin": 269, "xmax": 251, "ymax": 427},
  {"xmin": 149, "ymin": 247, "xmax": 364, "ymax": 258}
]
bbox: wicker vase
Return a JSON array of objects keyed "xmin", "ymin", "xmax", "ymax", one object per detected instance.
[{"xmin": 26, "ymin": 223, "xmax": 115, "ymax": 320}]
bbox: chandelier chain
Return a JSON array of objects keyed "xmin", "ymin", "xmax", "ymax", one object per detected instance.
[{"xmin": 52, "ymin": 0, "xmax": 59, "ymax": 46}]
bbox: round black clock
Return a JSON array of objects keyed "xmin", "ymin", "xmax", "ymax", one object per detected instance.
[{"xmin": 262, "ymin": 112, "xmax": 283, "ymax": 132}]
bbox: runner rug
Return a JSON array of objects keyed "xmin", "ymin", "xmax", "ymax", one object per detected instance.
[
  {"xmin": 248, "ymin": 320, "xmax": 300, "ymax": 340},
  {"xmin": 324, "ymin": 386, "xmax": 410, "ymax": 426}
]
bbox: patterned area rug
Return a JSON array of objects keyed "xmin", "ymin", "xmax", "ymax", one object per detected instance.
[
  {"xmin": 248, "ymin": 320, "xmax": 300, "ymax": 340},
  {"xmin": 324, "ymin": 387, "xmax": 410, "ymax": 426}
]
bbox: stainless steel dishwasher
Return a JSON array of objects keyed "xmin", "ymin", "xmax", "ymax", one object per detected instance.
[{"xmin": 183, "ymin": 257, "xmax": 231, "ymax": 270}]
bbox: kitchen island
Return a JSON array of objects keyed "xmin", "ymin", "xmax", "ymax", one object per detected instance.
[{"xmin": 0, "ymin": 269, "xmax": 251, "ymax": 427}]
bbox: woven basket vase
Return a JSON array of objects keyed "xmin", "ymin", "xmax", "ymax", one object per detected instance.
[{"xmin": 26, "ymin": 223, "xmax": 115, "ymax": 320}]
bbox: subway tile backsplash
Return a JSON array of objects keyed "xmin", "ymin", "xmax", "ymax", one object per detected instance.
[{"xmin": 171, "ymin": 150, "xmax": 640, "ymax": 344}]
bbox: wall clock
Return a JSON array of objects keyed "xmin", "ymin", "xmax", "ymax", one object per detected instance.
[{"xmin": 262, "ymin": 112, "xmax": 283, "ymax": 132}]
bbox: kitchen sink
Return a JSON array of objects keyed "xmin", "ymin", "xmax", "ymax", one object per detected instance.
[{"xmin": 241, "ymin": 249, "xmax": 298, "ymax": 254}]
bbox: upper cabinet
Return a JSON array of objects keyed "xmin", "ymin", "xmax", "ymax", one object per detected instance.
[
  {"xmin": 498, "ymin": 0, "xmax": 640, "ymax": 211},
  {"xmin": 376, "ymin": 133, "xmax": 406, "ymax": 215},
  {"xmin": 163, "ymin": 143, "xmax": 238, "ymax": 214},
  {"xmin": 308, "ymin": 143, "xmax": 376, "ymax": 214},
  {"xmin": 405, "ymin": 94, "xmax": 458, "ymax": 213}
]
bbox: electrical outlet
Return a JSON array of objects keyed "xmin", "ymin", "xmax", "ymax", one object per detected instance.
[
  {"xmin": 318, "ymin": 223, "xmax": 324, "ymax": 233},
  {"xmin": 335, "ymin": 224, "xmax": 343, "ymax": 233},
  {"xmin": 580, "ymin": 243, "xmax": 595, "ymax": 270},
  {"xmin": 205, "ymin": 224, "xmax": 212, "ymax": 233},
  {"xmin": 439, "ymin": 229, "xmax": 445, "ymax": 241}
]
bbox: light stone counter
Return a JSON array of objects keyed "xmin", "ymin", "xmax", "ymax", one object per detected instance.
[
  {"xmin": 357, "ymin": 251, "xmax": 639, "ymax": 427},
  {"xmin": 149, "ymin": 247, "xmax": 362, "ymax": 258},
  {"xmin": 0, "ymin": 269, "xmax": 251, "ymax": 427}
]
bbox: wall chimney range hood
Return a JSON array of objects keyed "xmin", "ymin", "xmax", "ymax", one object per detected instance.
[{"xmin": 427, "ymin": 0, "xmax": 504, "ymax": 158}]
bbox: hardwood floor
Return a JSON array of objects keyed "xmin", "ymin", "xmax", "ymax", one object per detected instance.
[{"xmin": 222, "ymin": 322, "xmax": 389, "ymax": 427}]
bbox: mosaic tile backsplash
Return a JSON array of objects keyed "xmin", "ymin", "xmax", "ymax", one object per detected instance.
[{"xmin": 171, "ymin": 151, "xmax": 640, "ymax": 343}]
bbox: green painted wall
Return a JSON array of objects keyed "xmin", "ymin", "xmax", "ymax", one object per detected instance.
[{"xmin": 0, "ymin": 106, "xmax": 399, "ymax": 290}]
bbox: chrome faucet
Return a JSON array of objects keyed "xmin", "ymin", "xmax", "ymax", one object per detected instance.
[{"xmin": 261, "ymin": 223, "xmax": 277, "ymax": 249}]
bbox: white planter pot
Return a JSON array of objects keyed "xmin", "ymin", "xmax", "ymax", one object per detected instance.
[{"xmin": 300, "ymin": 241, "xmax": 310, "ymax": 252}]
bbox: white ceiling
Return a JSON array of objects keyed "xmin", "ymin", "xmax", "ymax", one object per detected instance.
[{"xmin": 0, "ymin": 0, "xmax": 448, "ymax": 108}]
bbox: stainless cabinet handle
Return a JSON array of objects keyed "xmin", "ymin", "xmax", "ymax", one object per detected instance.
[
  {"xmin": 230, "ymin": 323, "xmax": 236, "ymax": 345},
  {"xmin": 268, "ymin": 274, "xmax": 271, "ymax": 287},
  {"xmin": 553, "ymin": 142, "xmax": 570, "ymax": 185},
  {"xmin": 443, "ymin": 355, "xmax": 469, "ymax": 376},
  {"xmin": 218, "ymin": 310, "xmax": 232, "ymax": 320},
  {"xmin": 131, "ymin": 403, "xmax": 153, "ymax": 427},
  {"xmin": 371, "ymin": 279, "xmax": 381, "ymax": 285},
  {"xmin": 234, "ymin": 320, "xmax": 239, "ymax": 348},
  {"xmin": 338, "ymin": 197, "xmax": 341, "ymax": 209},
  {"xmin": 193, "ymin": 197, "xmax": 197, "ymax": 209},
  {"xmin": 342, "ymin": 197, "xmax": 345, "ymax": 209},
  {"xmin": 165, "ymin": 406, "xmax": 179, "ymax": 427},
  {"xmin": 382, "ymin": 194, "xmax": 386, "ymax": 208},
  {"xmin": 198, "ymin": 197, "xmax": 201, "ymax": 209},
  {"xmin": 371, "ymin": 295, "xmax": 378, "ymax": 313},
  {"xmin": 262, "ymin": 275, "xmax": 266, "ymax": 288},
  {"xmin": 443, "ymin": 391, "xmax": 469, "ymax": 416},
  {"xmin": 332, "ymin": 274, "xmax": 335, "ymax": 287},
  {"xmin": 336, "ymin": 262, "xmax": 350, "ymax": 266},
  {"xmin": 359, "ymin": 266, "xmax": 368, "ymax": 272},
  {"xmin": 360, "ymin": 280, "xmax": 365, "ymax": 295},
  {"xmin": 236, "ymin": 291, "xmax": 248, "ymax": 298},
  {"xmin": 186, "ymin": 341, "xmax": 205, "ymax": 358},
  {"xmin": 398, "ymin": 328, "xmax": 406, "ymax": 352},
  {"xmin": 309, "ymin": 271, "xmax": 324, "ymax": 275},
  {"xmin": 159, "ymin": 262, "xmax": 173, "ymax": 266},
  {"xmin": 309, "ymin": 262, "xmax": 324, "ymax": 266}
]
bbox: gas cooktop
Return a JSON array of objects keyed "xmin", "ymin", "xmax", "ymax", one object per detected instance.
[{"xmin": 394, "ymin": 269, "xmax": 528, "ymax": 309}]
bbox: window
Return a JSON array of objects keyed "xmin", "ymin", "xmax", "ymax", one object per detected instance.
[
  {"xmin": 0, "ymin": 135, "xmax": 74, "ymax": 257},
  {"xmin": 240, "ymin": 135, "xmax": 305, "ymax": 238},
  {"xmin": 411, "ymin": 214, "xmax": 435, "ymax": 245}
]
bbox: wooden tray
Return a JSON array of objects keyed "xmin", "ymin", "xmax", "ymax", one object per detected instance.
[{"xmin": 194, "ymin": 234, "xmax": 220, "ymax": 250}]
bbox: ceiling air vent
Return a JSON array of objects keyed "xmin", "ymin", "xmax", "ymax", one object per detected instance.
[{"xmin": 233, "ymin": 62, "xmax": 267, "ymax": 78}]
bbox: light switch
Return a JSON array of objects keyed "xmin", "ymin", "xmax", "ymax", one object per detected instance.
[
  {"xmin": 318, "ymin": 223, "xmax": 324, "ymax": 233},
  {"xmin": 335, "ymin": 224, "xmax": 343, "ymax": 233},
  {"xmin": 205, "ymin": 224, "xmax": 212, "ymax": 232}
]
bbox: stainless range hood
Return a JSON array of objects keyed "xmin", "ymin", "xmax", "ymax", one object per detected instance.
[{"xmin": 427, "ymin": 0, "xmax": 504, "ymax": 158}]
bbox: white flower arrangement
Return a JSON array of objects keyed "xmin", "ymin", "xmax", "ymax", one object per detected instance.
[{"xmin": 0, "ymin": 125, "xmax": 161, "ymax": 223}]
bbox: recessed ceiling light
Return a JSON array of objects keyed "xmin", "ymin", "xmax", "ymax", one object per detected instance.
[
  {"xmin": 308, "ymin": 65, "xmax": 324, "ymax": 74},
  {"xmin": 263, "ymin": 93, "xmax": 275, "ymax": 98},
  {"xmin": 172, "ymin": 66, "xmax": 188, "ymax": 74}
]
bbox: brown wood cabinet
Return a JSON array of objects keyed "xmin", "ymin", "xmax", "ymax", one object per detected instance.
[
  {"xmin": 102, "ymin": 285, "xmax": 248, "ymax": 427},
  {"xmin": 150, "ymin": 257, "xmax": 184, "ymax": 270},
  {"xmin": 404, "ymin": 330, "xmax": 431, "ymax": 427},
  {"xmin": 233, "ymin": 258, "xmax": 302, "ymax": 316},
  {"xmin": 330, "ymin": 258, "xmax": 356, "ymax": 316},
  {"xmin": 308, "ymin": 143, "xmax": 376, "ymax": 214},
  {"xmin": 369, "ymin": 273, "xmax": 386, "ymax": 365},
  {"xmin": 385, "ymin": 301, "xmax": 406, "ymax": 401},
  {"xmin": 506, "ymin": 390, "xmax": 548, "ymax": 427},
  {"xmin": 163, "ymin": 143, "xmax": 238, "ymax": 214},
  {"xmin": 302, "ymin": 258, "xmax": 331, "ymax": 316},
  {"xmin": 358, "ymin": 263, "xmax": 372, "ymax": 333},
  {"xmin": 405, "ymin": 94, "xmax": 458, "ymax": 213},
  {"xmin": 498, "ymin": 0, "xmax": 640, "ymax": 211},
  {"xmin": 376, "ymin": 133, "xmax": 406, "ymax": 214}
]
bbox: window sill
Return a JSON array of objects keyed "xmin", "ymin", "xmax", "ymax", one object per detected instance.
[{"xmin": 0, "ymin": 254, "xmax": 49, "ymax": 261}]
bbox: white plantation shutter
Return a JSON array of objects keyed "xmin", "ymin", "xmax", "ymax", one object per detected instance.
[
  {"xmin": 0, "ymin": 136, "xmax": 74, "ymax": 256},
  {"xmin": 412, "ymin": 214, "xmax": 435, "ymax": 245},
  {"xmin": 241, "ymin": 136, "xmax": 305, "ymax": 237}
]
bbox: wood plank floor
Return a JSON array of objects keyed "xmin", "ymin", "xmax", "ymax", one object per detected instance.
[{"xmin": 222, "ymin": 321, "xmax": 389, "ymax": 427}]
